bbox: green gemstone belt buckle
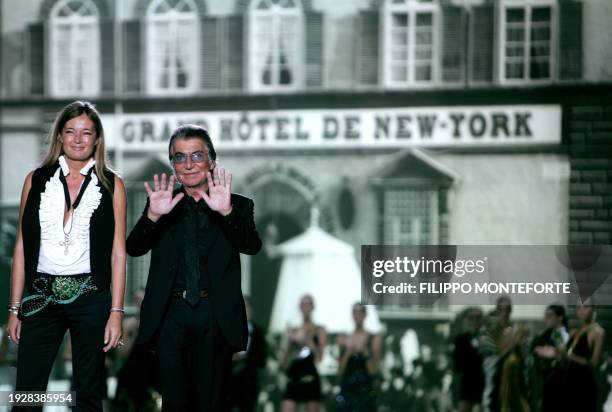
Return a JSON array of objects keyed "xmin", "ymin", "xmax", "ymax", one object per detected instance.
[{"xmin": 51, "ymin": 277, "xmax": 82, "ymax": 300}]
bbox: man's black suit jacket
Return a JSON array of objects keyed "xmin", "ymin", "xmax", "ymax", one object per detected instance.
[{"xmin": 126, "ymin": 191, "xmax": 262, "ymax": 350}]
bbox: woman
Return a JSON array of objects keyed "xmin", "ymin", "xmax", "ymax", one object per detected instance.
[
  {"xmin": 532, "ymin": 304, "xmax": 569, "ymax": 412},
  {"xmin": 280, "ymin": 294, "xmax": 327, "ymax": 412},
  {"xmin": 480, "ymin": 296, "xmax": 530, "ymax": 412},
  {"xmin": 6, "ymin": 100, "xmax": 126, "ymax": 411},
  {"xmin": 559, "ymin": 299, "xmax": 605, "ymax": 412},
  {"xmin": 453, "ymin": 307, "xmax": 485, "ymax": 412},
  {"xmin": 336, "ymin": 303, "xmax": 382, "ymax": 412}
]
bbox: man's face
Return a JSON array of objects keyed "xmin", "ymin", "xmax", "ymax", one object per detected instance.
[{"xmin": 171, "ymin": 137, "xmax": 214, "ymax": 190}]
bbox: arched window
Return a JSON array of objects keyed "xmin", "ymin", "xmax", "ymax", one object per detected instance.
[
  {"xmin": 49, "ymin": 0, "xmax": 100, "ymax": 96},
  {"xmin": 248, "ymin": 0, "xmax": 303, "ymax": 92},
  {"xmin": 146, "ymin": 0, "xmax": 199, "ymax": 95},
  {"xmin": 382, "ymin": 0, "xmax": 439, "ymax": 87}
]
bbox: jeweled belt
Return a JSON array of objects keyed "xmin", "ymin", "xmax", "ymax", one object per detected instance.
[{"xmin": 20, "ymin": 274, "xmax": 98, "ymax": 317}]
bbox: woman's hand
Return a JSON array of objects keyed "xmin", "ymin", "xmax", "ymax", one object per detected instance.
[
  {"xmin": 534, "ymin": 345, "xmax": 557, "ymax": 359},
  {"xmin": 6, "ymin": 313, "xmax": 21, "ymax": 345},
  {"xmin": 103, "ymin": 312, "xmax": 123, "ymax": 352}
]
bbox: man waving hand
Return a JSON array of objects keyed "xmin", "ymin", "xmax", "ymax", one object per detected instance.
[{"xmin": 127, "ymin": 124, "xmax": 262, "ymax": 411}]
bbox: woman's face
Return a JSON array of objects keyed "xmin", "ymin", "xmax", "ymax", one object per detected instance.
[
  {"xmin": 577, "ymin": 303, "xmax": 594, "ymax": 322},
  {"xmin": 60, "ymin": 114, "xmax": 97, "ymax": 162},
  {"xmin": 466, "ymin": 309, "xmax": 483, "ymax": 331},
  {"xmin": 300, "ymin": 296, "xmax": 314, "ymax": 317},
  {"xmin": 544, "ymin": 309, "xmax": 561, "ymax": 329},
  {"xmin": 352, "ymin": 305, "xmax": 366, "ymax": 325},
  {"xmin": 496, "ymin": 301, "xmax": 512, "ymax": 323}
]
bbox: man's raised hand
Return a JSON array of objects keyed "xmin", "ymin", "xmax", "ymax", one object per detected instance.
[
  {"xmin": 201, "ymin": 168, "xmax": 232, "ymax": 216},
  {"xmin": 144, "ymin": 173, "xmax": 184, "ymax": 222}
]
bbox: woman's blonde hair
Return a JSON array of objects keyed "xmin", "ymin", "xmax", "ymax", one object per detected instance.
[{"xmin": 41, "ymin": 100, "xmax": 115, "ymax": 193}]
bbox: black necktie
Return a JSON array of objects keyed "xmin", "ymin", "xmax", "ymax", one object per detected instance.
[{"xmin": 184, "ymin": 203, "xmax": 201, "ymax": 306}]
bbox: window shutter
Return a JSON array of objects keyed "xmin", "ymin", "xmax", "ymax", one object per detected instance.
[
  {"xmin": 356, "ymin": 10, "xmax": 379, "ymax": 86},
  {"xmin": 305, "ymin": 11, "xmax": 324, "ymax": 88},
  {"xmin": 470, "ymin": 4, "xmax": 494, "ymax": 83},
  {"xmin": 223, "ymin": 15, "xmax": 244, "ymax": 90},
  {"xmin": 28, "ymin": 23, "xmax": 45, "ymax": 96},
  {"xmin": 100, "ymin": 20, "xmax": 114, "ymax": 94},
  {"xmin": 559, "ymin": 0, "xmax": 583, "ymax": 80},
  {"xmin": 122, "ymin": 20, "xmax": 141, "ymax": 93},
  {"xmin": 201, "ymin": 16, "xmax": 222, "ymax": 91},
  {"xmin": 441, "ymin": 6, "xmax": 466, "ymax": 83}
]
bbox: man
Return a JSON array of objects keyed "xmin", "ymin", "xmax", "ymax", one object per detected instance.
[{"xmin": 126, "ymin": 124, "xmax": 262, "ymax": 411}]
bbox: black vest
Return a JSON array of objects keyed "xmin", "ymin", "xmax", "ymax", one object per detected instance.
[{"xmin": 21, "ymin": 163, "xmax": 116, "ymax": 292}]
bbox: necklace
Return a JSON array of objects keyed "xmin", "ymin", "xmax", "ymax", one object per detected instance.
[
  {"xmin": 60, "ymin": 210, "xmax": 75, "ymax": 255},
  {"xmin": 57, "ymin": 165, "xmax": 94, "ymax": 255}
]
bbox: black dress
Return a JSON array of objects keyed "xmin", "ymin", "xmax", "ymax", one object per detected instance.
[
  {"xmin": 453, "ymin": 331, "xmax": 485, "ymax": 404},
  {"xmin": 283, "ymin": 333, "xmax": 322, "ymax": 402},
  {"xmin": 531, "ymin": 327, "xmax": 568, "ymax": 412},
  {"xmin": 565, "ymin": 328, "xmax": 598, "ymax": 412},
  {"xmin": 336, "ymin": 334, "xmax": 376, "ymax": 412}
]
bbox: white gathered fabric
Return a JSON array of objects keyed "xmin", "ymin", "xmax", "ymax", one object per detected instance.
[{"xmin": 37, "ymin": 156, "xmax": 101, "ymax": 275}]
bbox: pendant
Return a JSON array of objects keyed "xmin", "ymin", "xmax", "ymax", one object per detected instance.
[{"xmin": 59, "ymin": 234, "xmax": 72, "ymax": 255}]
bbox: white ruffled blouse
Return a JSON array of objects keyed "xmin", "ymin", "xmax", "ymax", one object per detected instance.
[{"xmin": 37, "ymin": 156, "xmax": 102, "ymax": 275}]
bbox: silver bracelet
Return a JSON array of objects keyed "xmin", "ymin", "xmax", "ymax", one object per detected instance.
[{"xmin": 110, "ymin": 307, "xmax": 125, "ymax": 314}]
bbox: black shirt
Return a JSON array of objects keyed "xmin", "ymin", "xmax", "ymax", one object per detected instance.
[{"xmin": 173, "ymin": 194, "xmax": 215, "ymax": 292}]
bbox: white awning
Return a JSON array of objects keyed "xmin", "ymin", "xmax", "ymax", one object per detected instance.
[{"xmin": 269, "ymin": 208, "xmax": 383, "ymax": 334}]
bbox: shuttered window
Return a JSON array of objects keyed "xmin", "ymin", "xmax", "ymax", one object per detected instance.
[
  {"xmin": 100, "ymin": 20, "xmax": 114, "ymax": 93},
  {"xmin": 200, "ymin": 15, "xmax": 245, "ymax": 92},
  {"xmin": 500, "ymin": 0, "xmax": 555, "ymax": 84},
  {"xmin": 146, "ymin": 0, "xmax": 199, "ymax": 95},
  {"xmin": 27, "ymin": 23, "xmax": 45, "ymax": 96},
  {"xmin": 441, "ymin": 6, "xmax": 465, "ymax": 83},
  {"xmin": 200, "ymin": 16, "xmax": 221, "ymax": 91},
  {"xmin": 224, "ymin": 16, "xmax": 245, "ymax": 90},
  {"xmin": 558, "ymin": 0, "xmax": 582, "ymax": 80},
  {"xmin": 356, "ymin": 10, "xmax": 380, "ymax": 86},
  {"xmin": 305, "ymin": 12, "xmax": 324, "ymax": 88},
  {"xmin": 49, "ymin": 0, "xmax": 100, "ymax": 97},
  {"xmin": 122, "ymin": 20, "xmax": 142, "ymax": 93},
  {"xmin": 469, "ymin": 4, "xmax": 494, "ymax": 83},
  {"xmin": 248, "ymin": 0, "xmax": 304, "ymax": 92}
]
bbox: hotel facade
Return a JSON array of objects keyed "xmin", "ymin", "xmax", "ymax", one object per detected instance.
[{"xmin": 1, "ymin": 0, "xmax": 611, "ymax": 344}]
